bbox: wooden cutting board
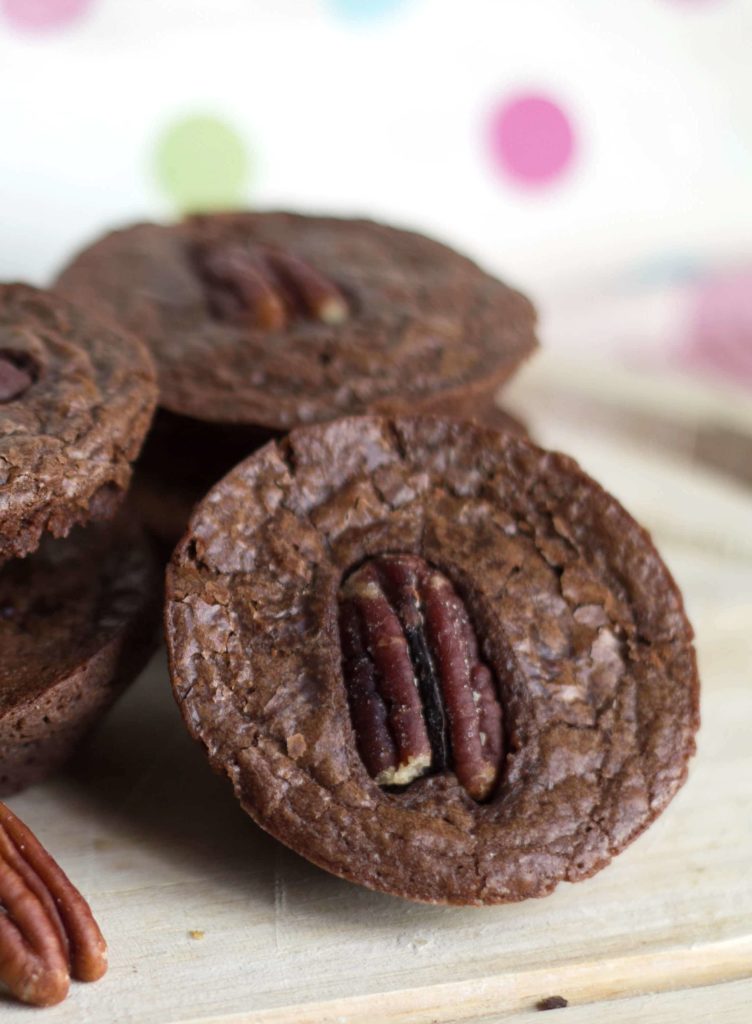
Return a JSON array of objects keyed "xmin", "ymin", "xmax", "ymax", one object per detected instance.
[{"xmin": 4, "ymin": 362, "xmax": 752, "ymax": 1023}]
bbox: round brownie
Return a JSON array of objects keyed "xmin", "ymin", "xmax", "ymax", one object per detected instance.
[
  {"xmin": 0, "ymin": 284, "xmax": 157, "ymax": 562},
  {"xmin": 165, "ymin": 417, "xmax": 700, "ymax": 906},
  {"xmin": 0, "ymin": 523, "xmax": 160, "ymax": 796},
  {"xmin": 55, "ymin": 213, "xmax": 537, "ymax": 430}
]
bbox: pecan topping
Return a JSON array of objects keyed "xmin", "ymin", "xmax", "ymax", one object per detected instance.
[
  {"xmin": 0, "ymin": 802, "xmax": 107, "ymax": 1007},
  {"xmin": 193, "ymin": 241, "xmax": 349, "ymax": 330},
  {"xmin": 338, "ymin": 554, "xmax": 503, "ymax": 801},
  {"xmin": 0, "ymin": 352, "xmax": 34, "ymax": 403}
]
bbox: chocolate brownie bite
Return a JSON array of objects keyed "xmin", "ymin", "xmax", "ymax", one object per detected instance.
[
  {"xmin": 0, "ymin": 284, "xmax": 157, "ymax": 562},
  {"xmin": 165, "ymin": 416, "xmax": 700, "ymax": 906},
  {"xmin": 0, "ymin": 522, "xmax": 160, "ymax": 796},
  {"xmin": 56, "ymin": 213, "xmax": 537, "ymax": 428}
]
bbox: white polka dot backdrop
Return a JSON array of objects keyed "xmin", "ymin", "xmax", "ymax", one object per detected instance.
[
  {"xmin": 1, "ymin": 0, "xmax": 95, "ymax": 31},
  {"xmin": 0, "ymin": 0, "xmax": 751, "ymax": 373}
]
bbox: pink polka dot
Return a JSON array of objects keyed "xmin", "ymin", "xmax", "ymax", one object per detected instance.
[
  {"xmin": 679, "ymin": 269, "xmax": 752, "ymax": 386},
  {"xmin": 1, "ymin": 0, "xmax": 95, "ymax": 31},
  {"xmin": 487, "ymin": 93, "xmax": 576, "ymax": 188}
]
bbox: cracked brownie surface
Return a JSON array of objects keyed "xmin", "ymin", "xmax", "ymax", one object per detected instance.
[
  {"xmin": 56, "ymin": 213, "xmax": 537, "ymax": 429},
  {"xmin": 0, "ymin": 284, "xmax": 157, "ymax": 561},
  {"xmin": 165, "ymin": 416, "xmax": 699, "ymax": 905},
  {"xmin": 0, "ymin": 522, "xmax": 160, "ymax": 796}
]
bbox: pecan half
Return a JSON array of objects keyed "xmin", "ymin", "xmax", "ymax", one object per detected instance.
[
  {"xmin": 0, "ymin": 802, "xmax": 107, "ymax": 1007},
  {"xmin": 338, "ymin": 554, "xmax": 503, "ymax": 801},
  {"xmin": 0, "ymin": 352, "xmax": 34, "ymax": 403},
  {"xmin": 193, "ymin": 241, "xmax": 349, "ymax": 330}
]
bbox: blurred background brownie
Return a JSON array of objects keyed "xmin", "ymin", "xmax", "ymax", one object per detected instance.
[{"xmin": 57, "ymin": 213, "xmax": 536, "ymax": 543}]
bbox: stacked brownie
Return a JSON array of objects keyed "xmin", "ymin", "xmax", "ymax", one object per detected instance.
[
  {"xmin": 3, "ymin": 211, "xmax": 700, "ymax": 905},
  {"xmin": 0, "ymin": 284, "xmax": 160, "ymax": 795}
]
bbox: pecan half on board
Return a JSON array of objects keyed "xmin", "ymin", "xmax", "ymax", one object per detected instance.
[
  {"xmin": 0, "ymin": 802, "xmax": 107, "ymax": 1007},
  {"xmin": 166, "ymin": 416, "xmax": 700, "ymax": 905}
]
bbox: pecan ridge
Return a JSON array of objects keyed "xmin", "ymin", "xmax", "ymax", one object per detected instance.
[
  {"xmin": 192, "ymin": 241, "xmax": 350, "ymax": 331},
  {"xmin": 0, "ymin": 802, "xmax": 107, "ymax": 1007},
  {"xmin": 338, "ymin": 554, "xmax": 503, "ymax": 801}
]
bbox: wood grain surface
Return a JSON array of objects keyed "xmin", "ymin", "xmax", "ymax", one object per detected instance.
[{"xmin": 4, "ymin": 360, "xmax": 751, "ymax": 1022}]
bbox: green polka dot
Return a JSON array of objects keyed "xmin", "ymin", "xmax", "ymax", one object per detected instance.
[{"xmin": 154, "ymin": 114, "xmax": 251, "ymax": 213}]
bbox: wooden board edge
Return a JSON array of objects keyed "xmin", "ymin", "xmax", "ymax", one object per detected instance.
[{"xmin": 170, "ymin": 934, "xmax": 752, "ymax": 1024}]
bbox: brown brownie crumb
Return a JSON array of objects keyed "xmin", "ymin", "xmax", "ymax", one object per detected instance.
[{"xmin": 536, "ymin": 995, "xmax": 569, "ymax": 1011}]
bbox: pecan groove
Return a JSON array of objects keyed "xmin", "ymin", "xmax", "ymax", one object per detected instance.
[
  {"xmin": 338, "ymin": 554, "xmax": 503, "ymax": 801},
  {"xmin": 193, "ymin": 241, "xmax": 349, "ymax": 330},
  {"xmin": 0, "ymin": 802, "xmax": 107, "ymax": 1007}
]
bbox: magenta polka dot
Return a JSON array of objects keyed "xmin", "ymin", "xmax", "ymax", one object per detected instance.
[
  {"xmin": 487, "ymin": 93, "xmax": 576, "ymax": 188},
  {"xmin": 679, "ymin": 269, "xmax": 752, "ymax": 386},
  {"xmin": 1, "ymin": 0, "xmax": 95, "ymax": 31}
]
